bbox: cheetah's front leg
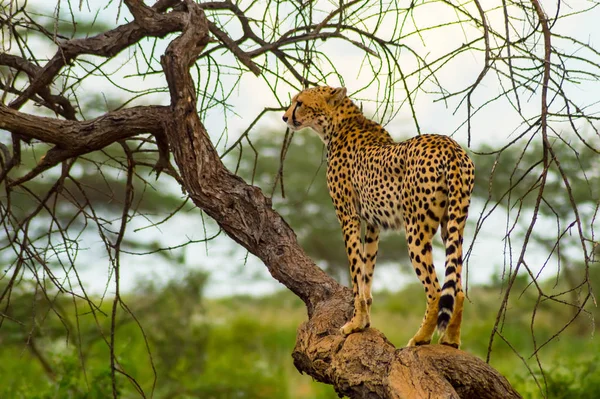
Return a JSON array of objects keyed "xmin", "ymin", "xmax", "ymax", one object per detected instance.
[
  {"xmin": 340, "ymin": 217, "xmax": 370, "ymax": 336},
  {"xmin": 362, "ymin": 224, "xmax": 380, "ymax": 312}
]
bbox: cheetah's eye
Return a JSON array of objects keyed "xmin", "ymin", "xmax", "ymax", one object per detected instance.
[{"xmin": 296, "ymin": 101, "xmax": 303, "ymax": 107}]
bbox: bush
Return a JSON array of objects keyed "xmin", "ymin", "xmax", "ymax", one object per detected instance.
[{"xmin": 512, "ymin": 350, "xmax": 600, "ymax": 398}]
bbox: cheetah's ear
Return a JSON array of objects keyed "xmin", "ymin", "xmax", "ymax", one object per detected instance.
[{"xmin": 328, "ymin": 87, "xmax": 347, "ymax": 107}]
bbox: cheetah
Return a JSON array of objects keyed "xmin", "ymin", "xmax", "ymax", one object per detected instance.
[{"xmin": 282, "ymin": 86, "xmax": 475, "ymax": 348}]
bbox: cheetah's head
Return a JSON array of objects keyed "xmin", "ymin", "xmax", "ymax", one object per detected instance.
[{"xmin": 282, "ymin": 86, "xmax": 347, "ymax": 143}]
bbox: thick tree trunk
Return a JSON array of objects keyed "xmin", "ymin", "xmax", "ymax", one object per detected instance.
[{"xmin": 293, "ymin": 290, "xmax": 520, "ymax": 398}]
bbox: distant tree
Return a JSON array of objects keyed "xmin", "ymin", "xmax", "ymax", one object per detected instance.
[
  {"xmin": 1, "ymin": 0, "xmax": 598, "ymax": 398},
  {"xmin": 471, "ymin": 138, "xmax": 599, "ymax": 337}
]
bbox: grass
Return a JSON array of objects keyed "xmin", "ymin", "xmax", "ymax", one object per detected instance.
[
  {"xmin": 206, "ymin": 280, "xmax": 598, "ymax": 398},
  {"xmin": 1, "ymin": 271, "xmax": 597, "ymax": 399}
]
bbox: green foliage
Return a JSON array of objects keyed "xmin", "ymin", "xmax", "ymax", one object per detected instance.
[
  {"xmin": 0, "ymin": 272, "xmax": 339, "ymax": 398},
  {"xmin": 472, "ymin": 137, "xmax": 598, "ymax": 218},
  {"xmin": 0, "ymin": 348, "xmax": 117, "ymax": 399},
  {"xmin": 1, "ymin": 270, "xmax": 597, "ymax": 398},
  {"xmin": 513, "ymin": 351, "xmax": 600, "ymax": 399}
]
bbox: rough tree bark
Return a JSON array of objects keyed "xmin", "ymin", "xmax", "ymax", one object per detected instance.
[{"xmin": 0, "ymin": 1, "xmax": 522, "ymax": 398}]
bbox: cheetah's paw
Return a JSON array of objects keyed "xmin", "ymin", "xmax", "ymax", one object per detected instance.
[
  {"xmin": 438, "ymin": 334, "xmax": 460, "ymax": 349},
  {"xmin": 340, "ymin": 314, "xmax": 370, "ymax": 336},
  {"xmin": 406, "ymin": 337, "xmax": 431, "ymax": 347}
]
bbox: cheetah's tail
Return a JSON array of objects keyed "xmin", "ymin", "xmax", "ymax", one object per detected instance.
[
  {"xmin": 437, "ymin": 267, "xmax": 457, "ymax": 333},
  {"xmin": 437, "ymin": 148, "xmax": 473, "ymax": 334}
]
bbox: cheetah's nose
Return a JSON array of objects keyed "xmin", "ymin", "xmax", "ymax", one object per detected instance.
[{"xmin": 282, "ymin": 116, "xmax": 288, "ymax": 122}]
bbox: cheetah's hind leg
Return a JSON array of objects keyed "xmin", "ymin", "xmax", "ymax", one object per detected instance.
[
  {"xmin": 404, "ymin": 220, "xmax": 441, "ymax": 347},
  {"xmin": 340, "ymin": 297, "xmax": 371, "ymax": 336}
]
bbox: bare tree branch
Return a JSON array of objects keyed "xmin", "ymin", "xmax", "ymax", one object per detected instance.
[
  {"xmin": 0, "ymin": 53, "xmax": 77, "ymax": 119},
  {"xmin": 0, "ymin": 105, "xmax": 167, "ymax": 150}
]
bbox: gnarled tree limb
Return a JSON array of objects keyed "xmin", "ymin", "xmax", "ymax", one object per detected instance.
[
  {"xmin": 0, "ymin": 105, "xmax": 170, "ymax": 185},
  {"xmin": 0, "ymin": 105, "xmax": 167, "ymax": 149}
]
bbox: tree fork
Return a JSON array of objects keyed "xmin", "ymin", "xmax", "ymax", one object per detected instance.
[{"xmin": 292, "ymin": 290, "xmax": 520, "ymax": 398}]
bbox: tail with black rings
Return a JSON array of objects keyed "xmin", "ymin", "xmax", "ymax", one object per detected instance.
[{"xmin": 437, "ymin": 144, "xmax": 474, "ymax": 335}]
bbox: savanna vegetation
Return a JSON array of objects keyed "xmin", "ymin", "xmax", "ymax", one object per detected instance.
[
  {"xmin": 1, "ymin": 0, "xmax": 599, "ymax": 397},
  {"xmin": 2, "ymin": 127, "xmax": 597, "ymax": 398},
  {"xmin": 2, "ymin": 272, "xmax": 599, "ymax": 398}
]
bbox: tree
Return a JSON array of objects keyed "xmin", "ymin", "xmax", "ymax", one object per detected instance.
[{"xmin": 1, "ymin": 0, "xmax": 598, "ymax": 397}]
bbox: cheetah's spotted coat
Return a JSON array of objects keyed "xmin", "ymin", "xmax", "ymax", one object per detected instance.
[{"xmin": 283, "ymin": 86, "xmax": 475, "ymax": 348}]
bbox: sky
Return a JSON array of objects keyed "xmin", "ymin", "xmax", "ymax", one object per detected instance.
[{"xmin": 4, "ymin": 0, "xmax": 599, "ymax": 298}]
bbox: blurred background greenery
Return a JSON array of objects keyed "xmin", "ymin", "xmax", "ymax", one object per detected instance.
[
  {"xmin": 1, "ymin": 128, "xmax": 598, "ymax": 398},
  {"xmin": 1, "ymin": 2, "xmax": 598, "ymax": 398},
  {"xmin": 1, "ymin": 268, "xmax": 598, "ymax": 399}
]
